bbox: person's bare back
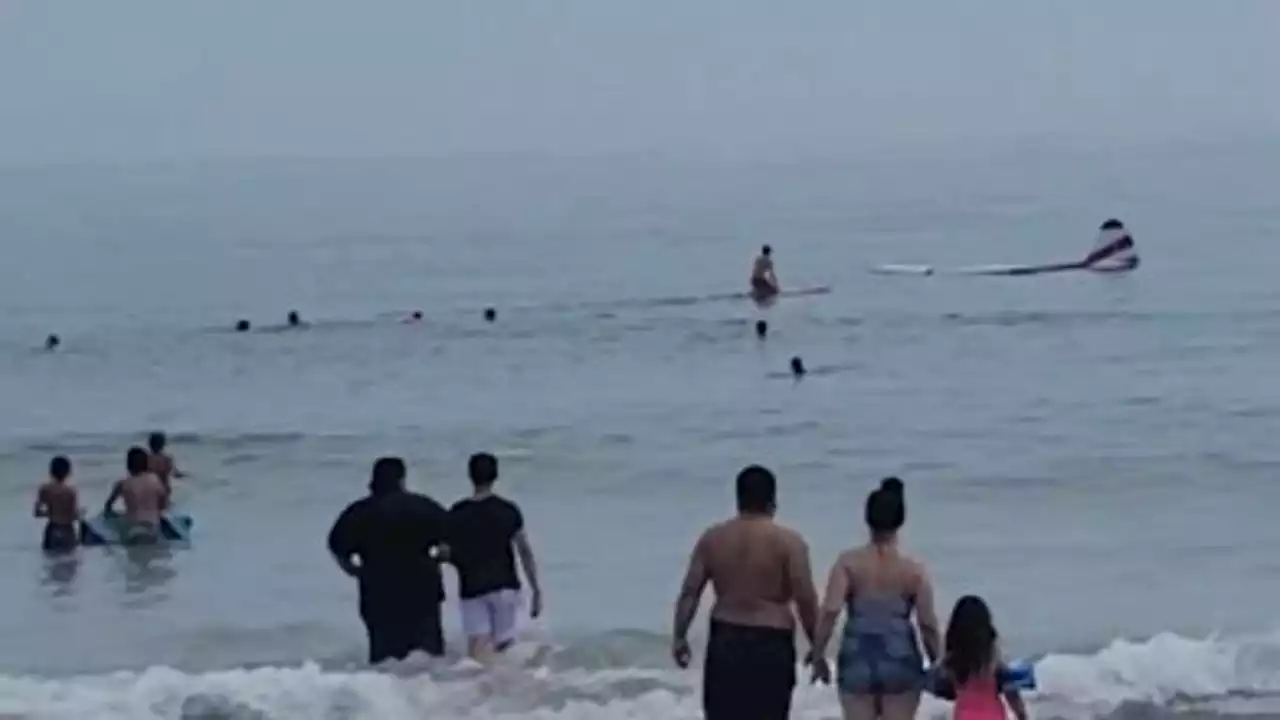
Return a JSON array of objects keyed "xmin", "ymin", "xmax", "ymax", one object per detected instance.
[
  {"xmin": 697, "ymin": 517, "xmax": 814, "ymax": 631},
  {"xmin": 117, "ymin": 473, "xmax": 165, "ymax": 524},
  {"xmin": 36, "ymin": 482, "xmax": 80, "ymax": 525}
]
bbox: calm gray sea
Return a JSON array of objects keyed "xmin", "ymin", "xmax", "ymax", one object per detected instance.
[{"xmin": 2, "ymin": 141, "xmax": 1280, "ymax": 719}]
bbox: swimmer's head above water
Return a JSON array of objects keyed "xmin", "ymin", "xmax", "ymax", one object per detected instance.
[
  {"xmin": 755, "ymin": 320, "xmax": 768, "ymax": 339},
  {"xmin": 790, "ymin": 356, "xmax": 806, "ymax": 377},
  {"xmin": 44, "ymin": 334, "xmax": 60, "ymax": 351},
  {"xmin": 736, "ymin": 464, "xmax": 777, "ymax": 516},
  {"xmin": 235, "ymin": 320, "xmax": 251, "ymax": 332},
  {"xmin": 483, "ymin": 307, "xmax": 497, "ymax": 323},
  {"xmin": 287, "ymin": 311, "xmax": 301, "ymax": 327},
  {"xmin": 1100, "ymin": 218, "xmax": 1125, "ymax": 231},
  {"xmin": 761, "ymin": 245, "xmax": 772, "ymax": 257}
]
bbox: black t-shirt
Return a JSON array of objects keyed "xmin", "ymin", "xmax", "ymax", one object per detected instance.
[
  {"xmin": 447, "ymin": 494, "xmax": 524, "ymax": 599},
  {"xmin": 327, "ymin": 490, "xmax": 450, "ymax": 614}
]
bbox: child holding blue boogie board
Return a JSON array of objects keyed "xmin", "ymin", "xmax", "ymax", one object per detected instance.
[{"xmin": 928, "ymin": 596, "xmax": 1031, "ymax": 720}]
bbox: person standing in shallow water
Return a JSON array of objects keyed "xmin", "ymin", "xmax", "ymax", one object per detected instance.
[
  {"xmin": 671, "ymin": 464, "xmax": 820, "ymax": 720},
  {"xmin": 447, "ymin": 452, "xmax": 543, "ymax": 662},
  {"xmin": 808, "ymin": 478, "xmax": 942, "ymax": 720},
  {"xmin": 34, "ymin": 456, "xmax": 81, "ymax": 553},
  {"xmin": 327, "ymin": 457, "xmax": 452, "ymax": 663}
]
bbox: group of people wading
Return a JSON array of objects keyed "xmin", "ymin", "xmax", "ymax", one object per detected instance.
[{"xmin": 673, "ymin": 467, "xmax": 1031, "ymax": 720}]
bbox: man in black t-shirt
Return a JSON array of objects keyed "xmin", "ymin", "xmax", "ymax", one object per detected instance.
[
  {"xmin": 328, "ymin": 457, "xmax": 451, "ymax": 664},
  {"xmin": 447, "ymin": 452, "xmax": 543, "ymax": 661}
]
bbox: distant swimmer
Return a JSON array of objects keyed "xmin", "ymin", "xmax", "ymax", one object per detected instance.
[
  {"xmin": 672, "ymin": 465, "xmax": 820, "ymax": 720},
  {"xmin": 756, "ymin": 320, "xmax": 769, "ymax": 340},
  {"xmin": 750, "ymin": 245, "xmax": 780, "ymax": 300},
  {"xmin": 235, "ymin": 320, "xmax": 251, "ymax": 333},
  {"xmin": 447, "ymin": 452, "xmax": 544, "ymax": 662},
  {"xmin": 328, "ymin": 457, "xmax": 452, "ymax": 663},
  {"xmin": 791, "ymin": 356, "xmax": 807, "ymax": 378},
  {"xmin": 103, "ymin": 447, "xmax": 169, "ymax": 546},
  {"xmin": 148, "ymin": 432, "xmax": 185, "ymax": 508},
  {"xmin": 287, "ymin": 311, "xmax": 304, "ymax": 328},
  {"xmin": 44, "ymin": 334, "xmax": 60, "ymax": 351},
  {"xmin": 1083, "ymin": 219, "xmax": 1139, "ymax": 272},
  {"xmin": 34, "ymin": 456, "xmax": 81, "ymax": 553},
  {"xmin": 403, "ymin": 311, "xmax": 424, "ymax": 324},
  {"xmin": 484, "ymin": 307, "xmax": 497, "ymax": 323}
]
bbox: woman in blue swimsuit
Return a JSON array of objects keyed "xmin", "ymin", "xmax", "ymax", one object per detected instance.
[{"xmin": 809, "ymin": 478, "xmax": 942, "ymax": 720}]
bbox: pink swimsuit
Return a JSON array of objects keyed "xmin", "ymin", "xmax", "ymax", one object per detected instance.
[{"xmin": 953, "ymin": 670, "xmax": 1005, "ymax": 720}]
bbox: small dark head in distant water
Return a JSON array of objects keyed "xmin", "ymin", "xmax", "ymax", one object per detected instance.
[
  {"xmin": 1100, "ymin": 218, "xmax": 1125, "ymax": 231},
  {"xmin": 790, "ymin": 356, "xmax": 806, "ymax": 378},
  {"xmin": 755, "ymin": 320, "xmax": 769, "ymax": 339},
  {"xmin": 411, "ymin": 311, "xmax": 423, "ymax": 321},
  {"xmin": 484, "ymin": 307, "xmax": 497, "ymax": 323},
  {"xmin": 235, "ymin": 320, "xmax": 251, "ymax": 333},
  {"xmin": 44, "ymin": 334, "xmax": 60, "ymax": 351},
  {"xmin": 287, "ymin": 311, "xmax": 301, "ymax": 327}
]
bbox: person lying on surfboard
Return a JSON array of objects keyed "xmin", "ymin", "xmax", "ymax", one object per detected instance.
[{"xmin": 751, "ymin": 245, "xmax": 780, "ymax": 298}]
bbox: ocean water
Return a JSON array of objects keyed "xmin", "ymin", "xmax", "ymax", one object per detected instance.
[{"xmin": 2, "ymin": 141, "xmax": 1280, "ymax": 719}]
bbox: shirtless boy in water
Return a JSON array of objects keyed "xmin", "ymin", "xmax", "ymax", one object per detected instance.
[
  {"xmin": 34, "ymin": 456, "xmax": 82, "ymax": 553},
  {"xmin": 104, "ymin": 447, "xmax": 169, "ymax": 545},
  {"xmin": 147, "ymin": 432, "xmax": 184, "ymax": 508},
  {"xmin": 672, "ymin": 465, "xmax": 820, "ymax": 720}
]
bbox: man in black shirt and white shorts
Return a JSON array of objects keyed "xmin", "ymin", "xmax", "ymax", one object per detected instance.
[{"xmin": 447, "ymin": 452, "xmax": 543, "ymax": 661}]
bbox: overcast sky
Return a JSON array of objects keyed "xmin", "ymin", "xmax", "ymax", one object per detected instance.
[{"xmin": 1, "ymin": 1, "xmax": 1277, "ymax": 163}]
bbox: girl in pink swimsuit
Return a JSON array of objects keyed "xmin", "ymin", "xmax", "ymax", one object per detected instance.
[{"xmin": 942, "ymin": 596, "xmax": 1028, "ymax": 720}]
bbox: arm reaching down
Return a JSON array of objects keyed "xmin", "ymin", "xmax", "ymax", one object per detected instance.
[
  {"xmin": 513, "ymin": 529, "xmax": 543, "ymax": 618},
  {"xmin": 671, "ymin": 532, "xmax": 711, "ymax": 668},
  {"xmin": 914, "ymin": 567, "xmax": 941, "ymax": 663},
  {"xmin": 787, "ymin": 535, "xmax": 820, "ymax": 648},
  {"xmin": 33, "ymin": 486, "xmax": 48, "ymax": 518}
]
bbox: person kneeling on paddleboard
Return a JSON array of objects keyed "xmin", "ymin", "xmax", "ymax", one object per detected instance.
[{"xmin": 751, "ymin": 245, "xmax": 780, "ymax": 298}]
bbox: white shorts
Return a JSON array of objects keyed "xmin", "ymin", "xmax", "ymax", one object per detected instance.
[{"xmin": 459, "ymin": 589, "xmax": 522, "ymax": 645}]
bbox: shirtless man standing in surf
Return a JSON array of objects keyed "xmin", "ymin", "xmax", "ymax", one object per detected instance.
[
  {"xmin": 104, "ymin": 447, "xmax": 169, "ymax": 545},
  {"xmin": 672, "ymin": 464, "xmax": 820, "ymax": 720},
  {"xmin": 751, "ymin": 245, "xmax": 780, "ymax": 299}
]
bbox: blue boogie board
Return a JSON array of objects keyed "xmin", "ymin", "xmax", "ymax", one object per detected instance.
[
  {"xmin": 926, "ymin": 660, "xmax": 1036, "ymax": 700},
  {"xmin": 80, "ymin": 512, "xmax": 194, "ymax": 546}
]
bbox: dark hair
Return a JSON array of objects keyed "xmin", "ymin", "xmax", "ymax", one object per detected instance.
[
  {"xmin": 412, "ymin": 311, "xmax": 423, "ymax": 320},
  {"xmin": 49, "ymin": 456, "xmax": 71, "ymax": 480},
  {"xmin": 1100, "ymin": 218, "xmax": 1124, "ymax": 230},
  {"xmin": 45, "ymin": 334, "xmax": 60, "ymax": 349},
  {"xmin": 288, "ymin": 311, "xmax": 301, "ymax": 325},
  {"xmin": 126, "ymin": 446, "xmax": 150, "ymax": 474},
  {"xmin": 944, "ymin": 595, "xmax": 999, "ymax": 685},
  {"xmin": 736, "ymin": 465, "xmax": 776, "ymax": 513},
  {"xmin": 762, "ymin": 245, "xmax": 772, "ymax": 256},
  {"xmin": 468, "ymin": 452, "xmax": 498, "ymax": 486},
  {"xmin": 790, "ymin": 356, "xmax": 806, "ymax": 376},
  {"xmin": 148, "ymin": 432, "xmax": 166, "ymax": 452},
  {"xmin": 369, "ymin": 456, "xmax": 407, "ymax": 495},
  {"xmin": 865, "ymin": 478, "xmax": 905, "ymax": 535},
  {"xmin": 235, "ymin": 320, "xmax": 251, "ymax": 332},
  {"xmin": 483, "ymin": 307, "xmax": 497, "ymax": 322},
  {"xmin": 755, "ymin": 320, "xmax": 768, "ymax": 338}
]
